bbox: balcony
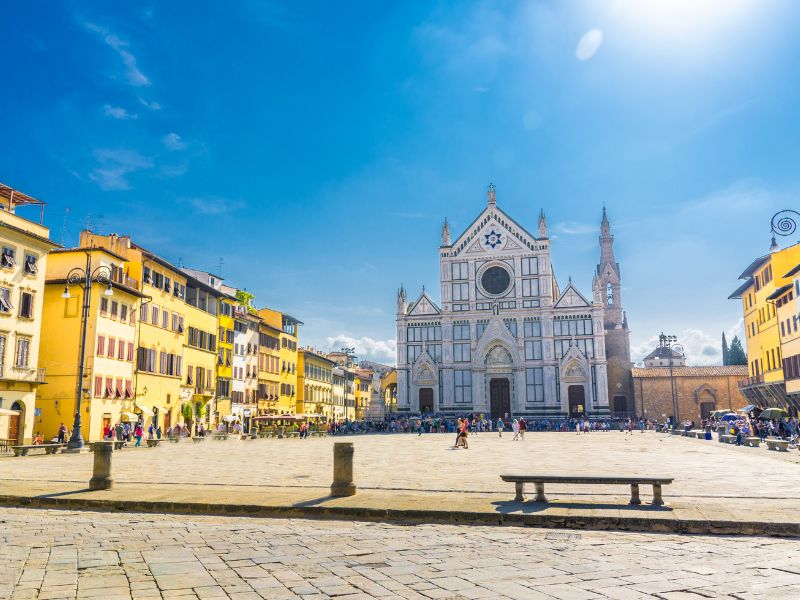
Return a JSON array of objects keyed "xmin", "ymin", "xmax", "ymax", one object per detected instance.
[
  {"xmin": 739, "ymin": 373, "xmax": 765, "ymax": 389},
  {"xmin": 0, "ymin": 365, "xmax": 46, "ymax": 383}
]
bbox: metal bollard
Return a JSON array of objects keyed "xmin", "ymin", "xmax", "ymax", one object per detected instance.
[
  {"xmin": 330, "ymin": 442, "xmax": 356, "ymax": 497},
  {"xmin": 89, "ymin": 442, "xmax": 113, "ymax": 490}
]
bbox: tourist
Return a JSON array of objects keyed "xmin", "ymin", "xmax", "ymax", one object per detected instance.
[
  {"xmin": 156, "ymin": 425, "xmax": 162, "ymax": 440},
  {"xmin": 147, "ymin": 422, "xmax": 155, "ymax": 440},
  {"xmin": 519, "ymin": 417, "xmax": 526, "ymax": 440},
  {"xmin": 497, "ymin": 417, "xmax": 504, "ymax": 437},
  {"xmin": 57, "ymin": 422, "xmax": 67, "ymax": 444},
  {"xmin": 134, "ymin": 423, "xmax": 143, "ymax": 447},
  {"xmin": 115, "ymin": 422, "xmax": 125, "ymax": 445},
  {"xmin": 458, "ymin": 419, "xmax": 469, "ymax": 449},
  {"xmin": 512, "ymin": 419, "xmax": 520, "ymax": 441}
]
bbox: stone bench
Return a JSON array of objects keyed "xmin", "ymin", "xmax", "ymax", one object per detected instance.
[
  {"xmin": 212, "ymin": 433, "xmax": 228, "ymax": 441},
  {"xmin": 192, "ymin": 436, "xmax": 206, "ymax": 443},
  {"xmin": 766, "ymin": 438, "xmax": 789, "ymax": 452},
  {"xmin": 500, "ymin": 474, "xmax": 673, "ymax": 506},
  {"xmin": 12, "ymin": 444, "xmax": 64, "ymax": 457},
  {"xmin": 719, "ymin": 435, "xmax": 736, "ymax": 444},
  {"xmin": 146, "ymin": 438, "xmax": 162, "ymax": 447},
  {"xmin": 743, "ymin": 437, "xmax": 761, "ymax": 447}
]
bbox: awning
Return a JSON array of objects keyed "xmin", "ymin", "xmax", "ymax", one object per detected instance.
[
  {"xmin": 222, "ymin": 415, "xmax": 240, "ymax": 422},
  {"xmin": 0, "ymin": 408, "xmax": 20, "ymax": 416},
  {"xmin": 135, "ymin": 403, "xmax": 155, "ymax": 417},
  {"xmin": 120, "ymin": 412, "xmax": 138, "ymax": 422},
  {"xmin": 738, "ymin": 405, "xmax": 756, "ymax": 413}
]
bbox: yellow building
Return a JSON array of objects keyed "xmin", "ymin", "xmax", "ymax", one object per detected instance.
[
  {"xmin": 775, "ymin": 261, "xmax": 800, "ymax": 400},
  {"xmin": 257, "ymin": 320, "xmax": 281, "ymax": 415},
  {"xmin": 215, "ymin": 290, "xmax": 235, "ymax": 424},
  {"xmin": 0, "ymin": 183, "xmax": 58, "ymax": 444},
  {"xmin": 730, "ymin": 240, "xmax": 800, "ymax": 412},
  {"xmin": 297, "ymin": 348, "xmax": 334, "ymax": 418},
  {"xmin": 79, "ymin": 231, "xmax": 191, "ymax": 432},
  {"xmin": 381, "ymin": 369, "xmax": 398, "ymax": 415},
  {"xmin": 37, "ymin": 247, "xmax": 145, "ymax": 441},
  {"xmin": 182, "ymin": 273, "xmax": 222, "ymax": 432},
  {"xmin": 354, "ymin": 368, "xmax": 373, "ymax": 420},
  {"xmin": 258, "ymin": 307, "xmax": 301, "ymax": 414}
]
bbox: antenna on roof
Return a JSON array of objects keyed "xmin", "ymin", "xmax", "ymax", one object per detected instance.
[
  {"xmin": 86, "ymin": 213, "xmax": 93, "ymax": 233},
  {"xmin": 61, "ymin": 207, "xmax": 70, "ymax": 246},
  {"xmin": 97, "ymin": 213, "xmax": 105, "ymax": 234},
  {"xmin": 218, "ymin": 257, "xmax": 224, "ymax": 277}
]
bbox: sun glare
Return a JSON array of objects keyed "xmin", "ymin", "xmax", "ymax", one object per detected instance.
[{"xmin": 609, "ymin": 0, "xmax": 756, "ymax": 37}]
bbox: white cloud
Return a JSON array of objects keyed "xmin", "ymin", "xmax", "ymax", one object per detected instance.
[
  {"xmin": 631, "ymin": 320, "xmax": 744, "ymax": 367},
  {"xmin": 138, "ymin": 97, "xmax": 162, "ymax": 111},
  {"xmin": 325, "ymin": 335, "xmax": 397, "ymax": 364},
  {"xmin": 103, "ymin": 104, "xmax": 137, "ymax": 120},
  {"xmin": 82, "ymin": 21, "xmax": 150, "ymax": 87},
  {"xmin": 162, "ymin": 132, "xmax": 186, "ymax": 150},
  {"xmin": 554, "ymin": 221, "xmax": 596, "ymax": 235},
  {"xmin": 575, "ymin": 29, "xmax": 603, "ymax": 61},
  {"xmin": 177, "ymin": 196, "xmax": 243, "ymax": 215},
  {"xmin": 89, "ymin": 148, "xmax": 153, "ymax": 191}
]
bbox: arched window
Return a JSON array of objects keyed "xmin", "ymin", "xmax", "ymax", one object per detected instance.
[{"xmin": 606, "ymin": 283, "xmax": 614, "ymax": 306}]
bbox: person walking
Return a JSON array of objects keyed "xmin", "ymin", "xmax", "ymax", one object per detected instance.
[
  {"xmin": 519, "ymin": 417, "xmax": 526, "ymax": 441},
  {"xmin": 134, "ymin": 423, "xmax": 143, "ymax": 447},
  {"xmin": 512, "ymin": 419, "xmax": 520, "ymax": 441},
  {"xmin": 57, "ymin": 422, "xmax": 67, "ymax": 444},
  {"xmin": 497, "ymin": 417, "xmax": 504, "ymax": 437}
]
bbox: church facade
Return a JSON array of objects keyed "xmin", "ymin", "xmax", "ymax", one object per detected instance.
[{"xmin": 395, "ymin": 185, "xmax": 633, "ymax": 420}]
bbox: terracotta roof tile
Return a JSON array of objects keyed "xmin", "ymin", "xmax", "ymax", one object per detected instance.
[{"xmin": 632, "ymin": 365, "xmax": 748, "ymax": 378}]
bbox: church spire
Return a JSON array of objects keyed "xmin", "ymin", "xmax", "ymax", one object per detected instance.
[
  {"xmin": 396, "ymin": 284, "xmax": 407, "ymax": 315},
  {"xmin": 599, "ymin": 205, "xmax": 615, "ymax": 265},
  {"xmin": 538, "ymin": 209, "xmax": 548, "ymax": 238},
  {"xmin": 441, "ymin": 217, "xmax": 451, "ymax": 246},
  {"xmin": 487, "ymin": 182, "xmax": 496, "ymax": 206}
]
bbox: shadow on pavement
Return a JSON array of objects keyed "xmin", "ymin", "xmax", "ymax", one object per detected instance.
[{"xmin": 491, "ymin": 500, "xmax": 674, "ymax": 513}]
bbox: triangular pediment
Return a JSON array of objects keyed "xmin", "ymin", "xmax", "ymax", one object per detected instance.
[
  {"xmin": 451, "ymin": 204, "xmax": 541, "ymax": 257},
  {"xmin": 407, "ymin": 291, "xmax": 440, "ymax": 316},
  {"xmin": 554, "ymin": 282, "xmax": 591, "ymax": 309}
]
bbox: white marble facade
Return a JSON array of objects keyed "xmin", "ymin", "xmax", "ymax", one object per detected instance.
[{"xmin": 395, "ymin": 185, "xmax": 612, "ymax": 420}]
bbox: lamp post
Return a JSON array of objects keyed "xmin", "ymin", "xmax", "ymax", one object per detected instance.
[
  {"xmin": 658, "ymin": 333, "xmax": 684, "ymax": 428},
  {"xmin": 61, "ymin": 251, "xmax": 113, "ymax": 449}
]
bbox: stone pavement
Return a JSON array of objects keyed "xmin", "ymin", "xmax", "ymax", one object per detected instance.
[
  {"xmin": 2, "ymin": 507, "xmax": 800, "ymax": 600},
  {"xmin": 0, "ymin": 432, "xmax": 799, "ymax": 535}
]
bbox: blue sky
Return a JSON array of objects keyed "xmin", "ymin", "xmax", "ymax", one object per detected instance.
[{"xmin": 2, "ymin": 1, "xmax": 800, "ymax": 365}]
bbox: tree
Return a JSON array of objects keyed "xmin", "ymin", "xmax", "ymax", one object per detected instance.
[
  {"xmin": 236, "ymin": 289, "xmax": 258, "ymax": 315},
  {"xmin": 728, "ymin": 336, "xmax": 747, "ymax": 365},
  {"xmin": 721, "ymin": 332, "xmax": 730, "ymax": 366}
]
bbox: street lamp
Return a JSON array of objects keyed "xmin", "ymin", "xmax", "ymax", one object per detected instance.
[
  {"xmin": 62, "ymin": 251, "xmax": 113, "ymax": 449},
  {"xmin": 658, "ymin": 333, "xmax": 684, "ymax": 428}
]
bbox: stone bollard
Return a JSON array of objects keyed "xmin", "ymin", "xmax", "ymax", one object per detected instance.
[
  {"xmin": 330, "ymin": 442, "xmax": 356, "ymax": 497},
  {"xmin": 89, "ymin": 442, "xmax": 113, "ymax": 490}
]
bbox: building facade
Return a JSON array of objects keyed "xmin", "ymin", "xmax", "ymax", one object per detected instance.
[
  {"xmin": 297, "ymin": 348, "xmax": 334, "ymax": 418},
  {"xmin": 396, "ymin": 186, "xmax": 630, "ymax": 420},
  {"xmin": 775, "ymin": 263, "xmax": 800, "ymax": 400},
  {"xmin": 0, "ymin": 184, "xmax": 58, "ymax": 443},
  {"xmin": 729, "ymin": 240, "xmax": 800, "ymax": 412}
]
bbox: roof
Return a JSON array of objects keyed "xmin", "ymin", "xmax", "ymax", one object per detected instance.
[
  {"xmin": 766, "ymin": 283, "xmax": 793, "ymax": 301},
  {"xmin": 51, "ymin": 246, "xmax": 127, "ymax": 262},
  {"xmin": 738, "ymin": 255, "xmax": 769, "ymax": 280},
  {"xmin": 643, "ymin": 346, "xmax": 684, "ymax": 361},
  {"xmin": 45, "ymin": 277, "xmax": 150, "ymax": 299},
  {"xmin": 728, "ymin": 279, "xmax": 754, "ymax": 300},
  {"xmin": 0, "ymin": 182, "xmax": 45, "ymax": 207},
  {"xmin": 450, "ymin": 197, "xmax": 544, "ymax": 252},
  {"xmin": 783, "ymin": 263, "xmax": 800, "ymax": 278},
  {"xmin": 0, "ymin": 219, "xmax": 59, "ymax": 248},
  {"xmin": 632, "ymin": 365, "xmax": 748, "ymax": 378},
  {"xmin": 299, "ymin": 349, "xmax": 336, "ymax": 365}
]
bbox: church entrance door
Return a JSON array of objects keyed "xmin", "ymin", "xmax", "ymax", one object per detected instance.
[
  {"xmin": 489, "ymin": 378, "xmax": 511, "ymax": 421},
  {"xmin": 419, "ymin": 388, "xmax": 433, "ymax": 414},
  {"xmin": 568, "ymin": 385, "xmax": 585, "ymax": 418}
]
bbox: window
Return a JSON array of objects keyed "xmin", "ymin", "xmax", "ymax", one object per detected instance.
[
  {"xmin": 127, "ymin": 342, "xmax": 134, "ymax": 361},
  {"xmin": 187, "ymin": 365, "xmax": 194, "ymax": 386},
  {"xmin": 1, "ymin": 246, "xmax": 16, "ymax": 268},
  {"xmin": 24, "ymin": 254, "xmax": 37, "ymax": 275},
  {"xmin": 454, "ymin": 370, "xmax": 472, "ymax": 403},
  {"xmin": 151, "ymin": 305, "xmax": 159, "ymax": 325},
  {"xmin": 105, "ymin": 377, "xmax": 114, "ymax": 398},
  {"xmin": 107, "ymin": 338, "xmax": 116, "ymax": 358},
  {"xmin": 0, "ymin": 334, "xmax": 5, "ymax": 367},
  {"xmin": 521, "ymin": 257, "xmax": 538, "ymax": 276},
  {"xmin": 428, "ymin": 344, "xmax": 442, "ymax": 362},
  {"xmin": 97, "ymin": 335, "xmax": 105, "ymax": 356},
  {"xmin": 0, "ymin": 287, "xmax": 11, "ymax": 313},
  {"xmin": 526, "ymin": 368, "xmax": 544, "ymax": 402},
  {"xmin": 18, "ymin": 292, "xmax": 34, "ymax": 319},
  {"xmin": 100, "ymin": 297, "xmax": 109, "ymax": 316},
  {"xmin": 110, "ymin": 301, "xmax": 118, "ymax": 319},
  {"xmin": 161, "ymin": 309, "xmax": 168, "ymax": 329},
  {"xmin": 523, "ymin": 320, "xmax": 542, "ymax": 337},
  {"xmin": 407, "ymin": 345, "xmax": 422, "ymax": 363},
  {"xmin": 15, "ymin": 337, "xmax": 30, "ymax": 368},
  {"xmin": 521, "ymin": 279, "xmax": 539, "ymax": 297},
  {"xmin": 451, "ymin": 262, "xmax": 469, "ymax": 280},
  {"xmin": 452, "ymin": 283, "xmax": 469, "ymax": 301},
  {"xmin": 553, "ymin": 318, "xmax": 593, "ymax": 336},
  {"xmin": 524, "ymin": 340, "xmax": 543, "ymax": 360},
  {"xmin": 120, "ymin": 304, "xmax": 128, "ymax": 322},
  {"xmin": 476, "ymin": 321, "xmax": 488, "ymax": 339},
  {"xmin": 140, "ymin": 303, "xmax": 148, "ymax": 323},
  {"xmin": 407, "ymin": 325, "xmax": 442, "ymax": 342},
  {"xmin": 453, "ymin": 342, "xmax": 471, "ymax": 362},
  {"xmin": 94, "ymin": 376, "xmax": 103, "ymax": 398},
  {"xmin": 117, "ymin": 340, "xmax": 125, "ymax": 360},
  {"xmin": 453, "ymin": 323, "xmax": 470, "ymax": 340},
  {"xmin": 143, "ymin": 266, "xmax": 152, "ymax": 284}
]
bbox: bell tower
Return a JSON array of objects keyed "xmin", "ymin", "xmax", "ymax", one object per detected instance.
[{"xmin": 594, "ymin": 208, "xmax": 634, "ymax": 417}]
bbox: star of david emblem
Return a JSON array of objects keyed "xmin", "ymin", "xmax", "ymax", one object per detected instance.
[{"xmin": 484, "ymin": 229, "xmax": 502, "ymax": 249}]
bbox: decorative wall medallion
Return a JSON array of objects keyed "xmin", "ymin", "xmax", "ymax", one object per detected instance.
[{"xmin": 484, "ymin": 229, "xmax": 502, "ymax": 249}]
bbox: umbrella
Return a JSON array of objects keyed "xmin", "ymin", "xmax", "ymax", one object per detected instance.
[
  {"xmin": 758, "ymin": 408, "xmax": 788, "ymax": 420},
  {"xmin": 711, "ymin": 410, "xmax": 734, "ymax": 418},
  {"xmin": 720, "ymin": 413, "xmax": 740, "ymax": 422}
]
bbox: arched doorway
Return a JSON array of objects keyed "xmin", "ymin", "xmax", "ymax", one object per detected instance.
[
  {"xmin": 489, "ymin": 378, "xmax": 511, "ymax": 421},
  {"xmin": 568, "ymin": 386, "xmax": 585, "ymax": 418},
  {"xmin": 612, "ymin": 396, "xmax": 629, "ymax": 418},
  {"xmin": 8, "ymin": 401, "xmax": 22, "ymax": 444}
]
